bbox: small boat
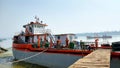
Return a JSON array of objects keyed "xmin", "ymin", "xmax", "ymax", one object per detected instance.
[{"xmin": 111, "ymin": 41, "xmax": 120, "ymax": 51}]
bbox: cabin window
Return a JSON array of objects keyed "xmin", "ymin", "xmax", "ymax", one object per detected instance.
[
  {"xmin": 35, "ymin": 25, "xmax": 37, "ymax": 28},
  {"xmin": 40, "ymin": 26, "xmax": 42, "ymax": 28},
  {"xmin": 33, "ymin": 25, "xmax": 35, "ymax": 27},
  {"xmin": 38, "ymin": 25, "xmax": 39, "ymax": 28},
  {"xmin": 29, "ymin": 25, "xmax": 32, "ymax": 32},
  {"xmin": 36, "ymin": 25, "xmax": 37, "ymax": 28},
  {"xmin": 69, "ymin": 35, "xmax": 73, "ymax": 41},
  {"xmin": 41, "ymin": 26, "xmax": 44, "ymax": 28},
  {"xmin": 32, "ymin": 25, "xmax": 33, "ymax": 27},
  {"xmin": 39, "ymin": 25, "xmax": 41, "ymax": 28},
  {"xmin": 37, "ymin": 25, "xmax": 41, "ymax": 28},
  {"xmin": 37, "ymin": 25, "xmax": 39, "ymax": 28},
  {"xmin": 39, "ymin": 26, "xmax": 41, "ymax": 28},
  {"xmin": 41, "ymin": 26, "xmax": 42, "ymax": 28}
]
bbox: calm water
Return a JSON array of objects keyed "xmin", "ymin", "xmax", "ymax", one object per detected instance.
[
  {"xmin": 110, "ymin": 57, "xmax": 120, "ymax": 68},
  {"xmin": 0, "ymin": 34, "xmax": 120, "ymax": 68}
]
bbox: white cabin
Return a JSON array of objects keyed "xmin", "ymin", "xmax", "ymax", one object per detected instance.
[
  {"xmin": 54, "ymin": 34, "xmax": 75, "ymax": 45},
  {"xmin": 23, "ymin": 21, "xmax": 48, "ymax": 34}
]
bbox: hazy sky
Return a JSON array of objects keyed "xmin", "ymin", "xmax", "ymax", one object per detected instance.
[{"xmin": 0, "ymin": 0, "xmax": 120, "ymax": 38}]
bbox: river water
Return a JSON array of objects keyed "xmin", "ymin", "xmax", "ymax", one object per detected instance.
[
  {"xmin": 0, "ymin": 57, "xmax": 47, "ymax": 68},
  {"xmin": 0, "ymin": 34, "xmax": 120, "ymax": 68},
  {"xmin": 0, "ymin": 55, "xmax": 120, "ymax": 68}
]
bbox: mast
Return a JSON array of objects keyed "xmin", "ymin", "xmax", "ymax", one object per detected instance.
[{"xmin": 35, "ymin": 16, "xmax": 40, "ymax": 23}]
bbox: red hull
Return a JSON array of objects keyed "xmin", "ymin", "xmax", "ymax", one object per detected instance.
[{"xmin": 13, "ymin": 43, "xmax": 120, "ymax": 57}]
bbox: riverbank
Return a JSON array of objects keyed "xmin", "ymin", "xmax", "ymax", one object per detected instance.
[{"xmin": 0, "ymin": 48, "xmax": 13, "ymax": 58}]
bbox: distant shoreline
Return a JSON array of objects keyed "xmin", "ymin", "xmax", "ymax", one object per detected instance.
[{"xmin": 77, "ymin": 31, "xmax": 120, "ymax": 36}]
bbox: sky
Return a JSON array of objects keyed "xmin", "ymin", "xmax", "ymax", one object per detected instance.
[{"xmin": 0, "ymin": 0, "xmax": 120, "ymax": 38}]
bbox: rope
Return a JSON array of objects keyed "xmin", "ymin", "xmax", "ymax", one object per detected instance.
[{"xmin": 3, "ymin": 48, "xmax": 48, "ymax": 64}]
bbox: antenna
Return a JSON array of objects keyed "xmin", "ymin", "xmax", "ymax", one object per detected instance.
[
  {"xmin": 41, "ymin": 21, "xmax": 43, "ymax": 23},
  {"xmin": 35, "ymin": 16, "xmax": 39, "ymax": 23}
]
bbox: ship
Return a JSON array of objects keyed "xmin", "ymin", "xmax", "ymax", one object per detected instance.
[
  {"xmin": 12, "ymin": 17, "xmax": 92, "ymax": 68},
  {"xmin": 12, "ymin": 17, "xmax": 120, "ymax": 68},
  {"xmin": 87, "ymin": 35, "xmax": 112, "ymax": 39}
]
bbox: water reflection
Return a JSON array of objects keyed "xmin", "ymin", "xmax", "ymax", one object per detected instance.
[
  {"xmin": 12, "ymin": 61, "xmax": 47, "ymax": 68},
  {"xmin": 110, "ymin": 57, "xmax": 120, "ymax": 68}
]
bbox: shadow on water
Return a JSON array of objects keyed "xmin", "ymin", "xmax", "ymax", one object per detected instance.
[
  {"xmin": 12, "ymin": 61, "xmax": 47, "ymax": 68},
  {"xmin": 0, "ymin": 56, "xmax": 47, "ymax": 68},
  {"xmin": 110, "ymin": 57, "xmax": 120, "ymax": 68}
]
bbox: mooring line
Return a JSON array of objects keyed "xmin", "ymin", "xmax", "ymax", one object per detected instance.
[{"xmin": 2, "ymin": 48, "xmax": 48, "ymax": 64}]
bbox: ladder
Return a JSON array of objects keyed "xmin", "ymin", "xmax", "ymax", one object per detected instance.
[
  {"xmin": 48, "ymin": 33, "xmax": 55, "ymax": 44},
  {"xmin": 42, "ymin": 28, "xmax": 55, "ymax": 44}
]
